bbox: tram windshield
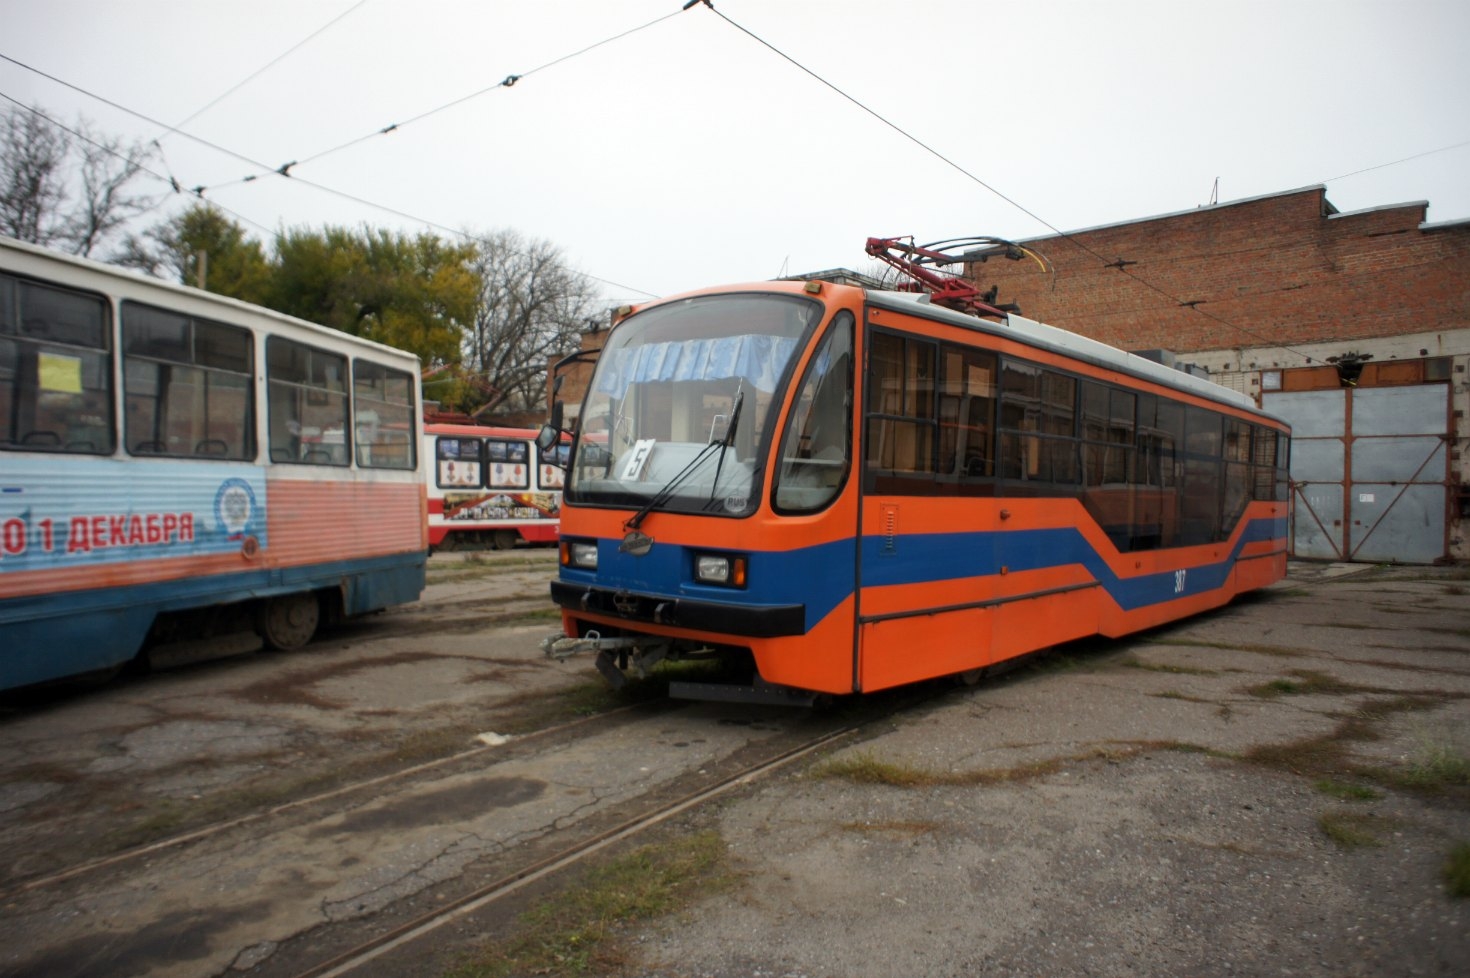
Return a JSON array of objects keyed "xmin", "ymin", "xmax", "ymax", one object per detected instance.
[{"xmin": 567, "ymin": 292, "xmax": 823, "ymax": 517}]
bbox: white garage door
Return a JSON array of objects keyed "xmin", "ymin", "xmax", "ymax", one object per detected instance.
[{"xmin": 1263, "ymin": 385, "xmax": 1449, "ymax": 564}]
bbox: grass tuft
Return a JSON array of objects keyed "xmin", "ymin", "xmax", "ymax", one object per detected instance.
[
  {"xmin": 1313, "ymin": 779, "xmax": 1382, "ymax": 801},
  {"xmin": 1318, "ymin": 811, "xmax": 1391, "ymax": 849},
  {"xmin": 448, "ymin": 831, "xmax": 733, "ymax": 978},
  {"xmin": 1443, "ymin": 843, "xmax": 1470, "ymax": 898}
]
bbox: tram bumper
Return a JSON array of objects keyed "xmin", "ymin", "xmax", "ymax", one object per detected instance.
[{"xmin": 548, "ymin": 580, "xmax": 805, "ymax": 638}]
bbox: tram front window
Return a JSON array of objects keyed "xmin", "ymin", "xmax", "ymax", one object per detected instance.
[{"xmin": 569, "ymin": 293, "xmax": 822, "ymax": 517}]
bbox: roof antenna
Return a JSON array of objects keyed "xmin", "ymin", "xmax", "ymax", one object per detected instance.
[{"xmin": 1208, "ymin": 177, "xmax": 1219, "ymax": 206}]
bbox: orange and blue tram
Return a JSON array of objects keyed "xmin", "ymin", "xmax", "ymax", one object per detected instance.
[{"xmin": 541, "ymin": 279, "xmax": 1290, "ymax": 704}]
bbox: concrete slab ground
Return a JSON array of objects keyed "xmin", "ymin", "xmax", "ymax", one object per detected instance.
[{"xmin": 623, "ymin": 563, "xmax": 1470, "ymax": 978}]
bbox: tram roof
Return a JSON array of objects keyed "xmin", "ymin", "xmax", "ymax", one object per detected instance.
[
  {"xmin": 1, "ymin": 234, "xmax": 421, "ymax": 367},
  {"xmin": 864, "ymin": 289, "xmax": 1265, "ymax": 416}
]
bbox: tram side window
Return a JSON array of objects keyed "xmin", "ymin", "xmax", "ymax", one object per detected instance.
[
  {"xmin": 353, "ymin": 359, "xmax": 415, "ymax": 470},
  {"xmin": 486, "ymin": 439, "xmax": 531, "ymax": 488},
  {"xmin": 998, "ymin": 361, "xmax": 1078, "ymax": 491},
  {"xmin": 865, "ymin": 330, "xmax": 936, "ymax": 491},
  {"xmin": 937, "ymin": 345, "xmax": 997, "ymax": 488},
  {"xmin": 266, "ymin": 337, "xmax": 348, "ymax": 465},
  {"xmin": 1251, "ymin": 426, "xmax": 1278, "ymax": 501},
  {"xmin": 122, "ymin": 303, "xmax": 253, "ymax": 459},
  {"xmin": 776, "ymin": 314, "xmax": 853, "ymax": 512},
  {"xmin": 1080, "ymin": 381, "xmax": 1136, "ymax": 550},
  {"xmin": 1221, "ymin": 418, "xmax": 1252, "ymax": 536},
  {"xmin": 1180, "ymin": 406, "xmax": 1224, "ymax": 545},
  {"xmin": 1133, "ymin": 394, "xmax": 1183, "ymax": 550},
  {"xmin": 437, "ymin": 437, "xmax": 483, "ymax": 487},
  {"xmin": 0, "ymin": 273, "xmax": 113, "ymax": 454},
  {"xmin": 1275, "ymin": 433, "xmax": 1291, "ymax": 502}
]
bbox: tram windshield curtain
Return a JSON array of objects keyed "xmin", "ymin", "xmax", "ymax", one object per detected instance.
[{"xmin": 593, "ymin": 335, "xmax": 797, "ymax": 397}]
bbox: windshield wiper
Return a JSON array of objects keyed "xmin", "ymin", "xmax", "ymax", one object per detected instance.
[
  {"xmin": 708, "ymin": 388, "xmax": 743, "ymax": 500},
  {"xmin": 623, "ymin": 441, "xmax": 722, "ymax": 532},
  {"xmin": 624, "ymin": 388, "xmax": 745, "ymax": 533}
]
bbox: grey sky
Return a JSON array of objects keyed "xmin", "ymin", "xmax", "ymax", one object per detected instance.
[{"xmin": 2, "ymin": 0, "xmax": 1466, "ymax": 304}]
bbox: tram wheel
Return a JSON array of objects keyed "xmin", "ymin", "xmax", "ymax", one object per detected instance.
[
  {"xmin": 492, "ymin": 529, "xmax": 518, "ymax": 550},
  {"xmin": 257, "ymin": 592, "xmax": 321, "ymax": 651},
  {"xmin": 957, "ymin": 668, "xmax": 985, "ymax": 686}
]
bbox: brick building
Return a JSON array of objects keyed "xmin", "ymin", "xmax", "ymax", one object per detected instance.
[
  {"xmin": 964, "ymin": 185, "xmax": 1469, "ymax": 563},
  {"xmin": 548, "ymin": 186, "xmax": 1468, "ymax": 563}
]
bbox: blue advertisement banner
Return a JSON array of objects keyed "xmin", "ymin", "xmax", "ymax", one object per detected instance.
[{"xmin": 0, "ymin": 458, "xmax": 268, "ymax": 573}]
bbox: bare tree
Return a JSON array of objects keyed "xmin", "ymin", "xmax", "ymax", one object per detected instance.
[
  {"xmin": 0, "ymin": 103, "xmax": 159, "ymax": 257},
  {"xmin": 0, "ymin": 105, "xmax": 67, "ymax": 245},
  {"xmin": 462, "ymin": 230, "xmax": 602, "ymax": 416}
]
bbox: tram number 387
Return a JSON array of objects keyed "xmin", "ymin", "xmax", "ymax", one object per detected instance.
[{"xmin": 1174, "ymin": 569, "xmax": 1188, "ymax": 594}]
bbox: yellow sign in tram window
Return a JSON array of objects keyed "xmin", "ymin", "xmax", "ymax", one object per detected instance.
[{"xmin": 39, "ymin": 352, "xmax": 83, "ymax": 394}]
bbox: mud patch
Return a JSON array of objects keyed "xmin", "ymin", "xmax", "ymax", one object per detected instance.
[
  {"xmin": 313, "ymin": 776, "xmax": 547, "ymax": 836},
  {"xmin": 228, "ymin": 650, "xmax": 470, "ymax": 708},
  {"xmin": 5, "ymin": 901, "xmax": 272, "ymax": 978}
]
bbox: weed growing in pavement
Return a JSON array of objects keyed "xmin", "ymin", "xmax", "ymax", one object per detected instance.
[
  {"xmin": 1444, "ymin": 843, "xmax": 1470, "ymax": 898},
  {"xmin": 1141, "ymin": 637, "xmax": 1307, "ymax": 659},
  {"xmin": 1395, "ymin": 738, "xmax": 1470, "ymax": 792},
  {"xmin": 1118, "ymin": 654, "xmax": 1220, "ymax": 676},
  {"xmin": 1314, "ymin": 778, "xmax": 1383, "ymax": 801},
  {"xmin": 1240, "ymin": 693, "xmax": 1470, "ymax": 803},
  {"xmin": 1318, "ymin": 811, "xmax": 1396, "ymax": 848},
  {"xmin": 810, "ymin": 742, "xmax": 1207, "ymax": 789},
  {"xmin": 1243, "ymin": 669, "xmax": 1363, "ymax": 699},
  {"xmin": 1153, "ymin": 690, "xmax": 1215, "ymax": 703},
  {"xmin": 447, "ymin": 830, "xmax": 734, "ymax": 978}
]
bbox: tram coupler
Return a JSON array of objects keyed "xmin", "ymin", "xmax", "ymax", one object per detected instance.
[
  {"xmin": 540, "ymin": 630, "xmax": 640, "ymax": 661},
  {"xmin": 540, "ymin": 630, "xmax": 672, "ymax": 679}
]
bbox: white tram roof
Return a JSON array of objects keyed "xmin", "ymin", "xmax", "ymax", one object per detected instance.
[
  {"xmin": 865, "ymin": 289, "xmax": 1263, "ymax": 415},
  {"xmin": 0, "ymin": 234, "xmax": 421, "ymax": 367}
]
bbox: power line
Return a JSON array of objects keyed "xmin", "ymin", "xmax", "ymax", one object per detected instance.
[
  {"xmin": 168, "ymin": 0, "xmax": 371, "ymax": 134},
  {"xmin": 0, "ymin": 91, "xmax": 282, "ymax": 244},
  {"xmin": 288, "ymin": 7, "xmax": 684, "ymax": 173},
  {"xmin": 1323, "ymin": 139, "xmax": 1470, "ymax": 185},
  {"xmin": 0, "ymin": 37, "xmax": 659, "ymax": 299},
  {"xmin": 692, "ymin": 4, "xmax": 1358, "ymax": 364}
]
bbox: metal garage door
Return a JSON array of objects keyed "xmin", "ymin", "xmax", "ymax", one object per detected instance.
[{"xmin": 1263, "ymin": 385, "xmax": 1449, "ymax": 564}]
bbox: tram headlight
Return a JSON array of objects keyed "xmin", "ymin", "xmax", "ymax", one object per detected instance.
[
  {"xmin": 561, "ymin": 540, "xmax": 599, "ymax": 570},
  {"xmin": 695, "ymin": 553, "xmax": 747, "ymax": 588}
]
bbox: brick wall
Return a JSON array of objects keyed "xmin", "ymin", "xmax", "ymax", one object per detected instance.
[{"xmin": 968, "ymin": 187, "xmax": 1470, "ymax": 354}]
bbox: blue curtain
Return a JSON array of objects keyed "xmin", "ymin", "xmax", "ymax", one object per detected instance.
[{"xmin": 594, "ymin": 335, "xmax": 797, "ymax": 396}]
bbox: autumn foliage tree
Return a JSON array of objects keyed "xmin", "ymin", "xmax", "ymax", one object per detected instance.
[
  {"xmin": 266, "ymin": 225, "xmax": 479, "ymax": 374},
  {"xmin": 117, "ymin": 203, "xmax": 272, "ymax": 303}
]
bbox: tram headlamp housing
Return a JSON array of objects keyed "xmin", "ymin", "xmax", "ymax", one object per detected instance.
[
  {"xmin": 561, "ymin": 539, "xmax": 598, "ymax": 570},
  {"xmin": 694, "ymin": 553, "xmax": 747, "ymax": 588}
]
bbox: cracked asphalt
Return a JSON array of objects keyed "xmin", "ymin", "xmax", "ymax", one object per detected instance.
[
  {"xmin": 1, "ymin": 557, "xmax": 1467, "ymax": 978},
  {"xmin": 623, "ymin": 563, "xmax": 1470, "ymax": 978}
]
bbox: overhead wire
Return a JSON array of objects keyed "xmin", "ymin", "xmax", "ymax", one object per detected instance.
[
  {"xmin": 1323, "ymin": 138, "xmax": 1470, "ymax": 189},
  {"xmin": 0, "ymin": 5, "xmax": 670, "ymax": 301},
  {"xmin": 0, "ymin": 89, "xmax": 277, "ymax": 241},
  {"xmin": 4, "ymin": 2, "xmax": 1460, "ymax": 320},
  {"xmin": 693, "ymin": 3, "xmax": 1383, "ymax": 364},
  {"xmin": 168, "ymin": 0, "xmax": 371, "ymax": 134}
]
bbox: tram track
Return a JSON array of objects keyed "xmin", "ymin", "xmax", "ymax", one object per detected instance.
[
  {"xmin": 0, "ymin": 661, "xmax": 944, "ymax": 978},
  {"xmin": 290, "ymin": 716, "xmax": 867, "ymax": 978},
  {"xmin": 0, "ymin": 700, "xmax": 663, "ymax": 902}
]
